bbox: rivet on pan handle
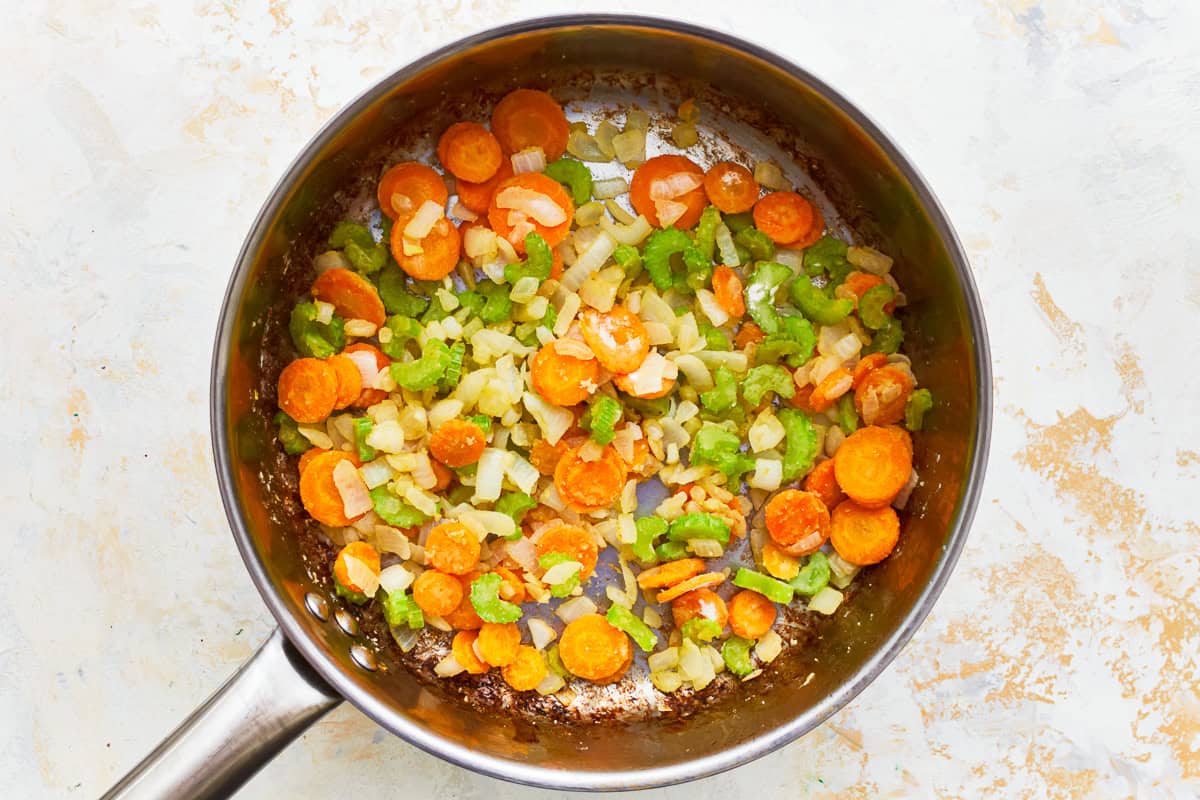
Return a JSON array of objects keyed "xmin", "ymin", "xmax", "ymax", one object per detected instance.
[{"xmin": 100, "ymin": 629, "xmax": 341, "ymax": 800}]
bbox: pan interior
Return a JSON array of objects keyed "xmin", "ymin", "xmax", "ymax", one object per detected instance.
[{"xmin": 217, "ymin": 19, "xmax": 985, "ymax": 785}]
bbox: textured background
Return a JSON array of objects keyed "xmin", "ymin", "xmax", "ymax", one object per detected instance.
[{"xmin": 3, "ymin": 1, "xmax": 1197, "ymax": 797}]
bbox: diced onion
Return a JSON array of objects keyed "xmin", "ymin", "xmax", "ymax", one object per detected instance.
[
  {"xmin": 434, "ymin": 653, "xmax": 466, "ymax": 677},
  {"xmin": 825, "ymin": 426, "xmax": 845, "ymax": 457},
  {"xmin": 624, "ymin": 349, "xmax": 678, "ymax": 396},
  {"xmin": 509, "ymin": 276, "xmax": 540, "ymax": 304},
  {"xmin": 344, "ymin": 319, "xmax": 377, "ymax": 337},
  {"xmin": 365, "ymin": 419, "xmax": 406, "ymax": 453},
  {"xmin": 578, "ymin": 273, "xmax": 619, "ymax": 312},
  {"xmin": 313, "ymin": 300, "xmax": 335, "ymax": 325},
  {"xmin": 649, "ymin": 172, "xmax": 704, "ymax": 201},
  {"xmin": 471, "ymin": 449, "xmax": 505, "ymax": 502},
  {"xmin": 847, "ymin": 245, "xmax": 894, "ymax": 275},
  {"xmin": 527, "ymin": 617, "xmax": 557, "ymax": 650},
  {"xmin": 654, "ymin": 199, "xmax": 688, "ymax": 229},
  {"xmin": 612, "ymin": 127, "xmax": 646, "ymax": 167},
  {"xmin": 679, "ymin": 639, "xmax": 716, "ymax": 690},
  {"xmin": 671, "ymin": 353, "xmax": 713, "ymax": 392},
  {"xmin": 495, "ymin": 187, "xmax": 568, "ymax": 226},
  {"xmin": 450, "ymin": 199, "xmax": 477, "ymax": 222},
  {"xmin": 374, "ymin": 526, "xmax": 411, "ymax": 558},
  {"xmin": 541, "ymin": 561, "xmax": 582, "ymax": 586},
  {"xmin": 560, "ymin": 230, "xmax": 617, "ymax": 292},
  {"xmin": 523, "ymin": 392, "xmax": 575, "ymax": 444},
  {"xmin": 297, "ymin": 425, "xmax": 333, "ymax": 450},
  {"xmin": 315, "ymin": 251, "xmax": 351, "ymax": 274},
  {"xmin": 753, "ymin": 161, "xmax": 788, "ymax": 190},
  {"xmin": 553, "ymin": 337, "xmax": 595, "ymax": 360},
  {"xmin": 503, "ymin": 536, "xmax": 539, "ymax": 574},
  {"xmin": 567, "ymin": 129, "xmax": 609, "ymax": 162},
  {"xmin": 592, "ymin": 177, "xmax": 629, "ymax": 199},
  {"xmin": 379, "ymin": 564, "xmax": 415, "ymax": 594},
  {"xmin": 391, "ymin": 626, "xmax": 419, "ymax": 652},
  {"xmin": 600, "ymin": 214, "xmax": 653, "ymax": 246},
  {"xmin": 808, "ymin": 586, "xmax": 845, "ymax": 615},
  {"xmin": 535, "ymin": 672, "xmax": 565, "ymax": 696},
  {"xmin": 748, "ymin": 458, "xmax": 783, "ymax": 491},
  {"xmin": 510, "ymin": 146, "xmax": 546, "ymax": 175},
  {"xmin": 332, "ymin": 460, "xmax": 373, "ymax": 519},
  {"xmin": 605, "ymin": 199, "xmax": 636, "ymax": 225},
  {"xmin": 642, "ymin": 606, "xmax": 663, "ymax": 628},
  {"xmin": 358, "ymin": 458, "xmax": 394, "ymax": 489},
  {"xmin": 715, "ymin": 223, "xmax": 739, "ymax": 266},
  {"xmin": 773, "ymin": 248, "xmax": 803, "ymax": 272},
  {"xmin": 695, "ymin": 289, "xmax": 730, "ymax": 327},
  {"xmin": 464, "ymin": 226, "xmax": 498, "ymax": 261},
  {"xmin": 755, "ymin": 630, "xmax": 783, "ymax": 664},
  {"xmin": 553, "ymin": 293, "xmax": 581, "ymax": 337},
  {"xmin": 648, "ymin": 647, "xmax": 679, "ymax": 672},
  {"xmin": 893, "ymin": 469, "xmax": 920, "ymax": 510},
  {"xmin": 687, "ymin": 539, "xmax": 724, "ymax": 558},
  {"xmin": 403, "ymin": 199, "xmax": 445, "ymax": 240},
  {"xmin": 556, "ymin": 595, "xmax": 598, "ymax": 624}
]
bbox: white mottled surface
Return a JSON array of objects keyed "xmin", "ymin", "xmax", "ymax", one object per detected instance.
[{"xmin": 3, "ymin": 1, "xmax": 1198, "ymax": 797}]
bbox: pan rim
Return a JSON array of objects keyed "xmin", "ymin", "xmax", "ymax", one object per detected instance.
[{"xmin": 211, "ymin": 12, "xmax": 992, "ymax": 791}]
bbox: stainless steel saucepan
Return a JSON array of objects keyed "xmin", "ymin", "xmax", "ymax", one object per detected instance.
[{"xmin": 103, "ymin": 15, "xmax": 990, "ymax": 798}]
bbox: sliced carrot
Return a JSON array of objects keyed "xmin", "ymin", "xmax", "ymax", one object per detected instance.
[
  {"xmin": 424, "ymin": 520, "xmax": 481, "ymax": 576},
  {"xmin": 809, "ymin": 367, "xmax": 853, "ymax": 412},
  {"xmin": 842, "ymin": 271, "xmax": 898, "ymax": 313},
  {"xmin": 391, "ymin": 215, "xmax": 461, "ymax": 281},
  {"xmin": 803, "ymin": 458, "xmax": 845, "ymax": 511},
  {"xmin": 300, "ymin": 450, "xmax": 361, "ymax": 527},
  {"xmin": 734, "ymin": 321, "xmax": 765, "ymax": 349},
  {"xmin": 788, "ymin": 383, "xmax": 816, "ymax": 412},
  {"xmin": 579, "ymin": 306, "xmax": 650, "ymax": 374},
  {"xmin": 487, "ymin": 172, "xmax": 574, "ymax": 252},
  {"xmin": 553, "ymin": 444, "xmax": 626, "ymax": 513},
  {"xmin": 550, "ymin": 246, "xmax": 563, "ymax": 280},
  {"xmin": 412, "ymin": 569, "xmax": 464, "ymax": 617},
  {"xmin": 753, "ymin": 191, "xmax": 816, "ymax": 246},
  {"xmin": 535, "ymin": 522, "xmax": 599, "ymax": 580},
  {"xmin": 502, "ymin": 645, "xmax": 548, "ymax": 691},
  {"xmin": 765, "ymin": 489, "xmax": 830, "ymax": 557},
  {"xmin": 789, "ymin": 203, "xmax": 825, "ymax": 249},
  {"xmin": 430, "ymin": 459, "xmax": 454, "ymax": 492},
  {"xmin": 635, "ymin": 557, "xmax": 706, "ymax": 590},
  {"xmin": 761, "ymin": 541, "xmax": 801, "ymax": 580},
  {"xmin": 711, "ymin": 266, "xmax": 746, "ymax": 318},
  {"xmin": 342, "ymin": 343, "xmax": 389, "ymax": 407},
  {"xmin": 311, "ymin": 268, "xmax": 386, "ymax": 327},
  {"xmin": 612, "ymin": 360, "xmax": 676, "ymax": 400},
  {"xmin": 854, "ymin": 365, "xmax": 914, "ymax": 426},
  {"xmin": 333, "ymin": 541, "xmax": 380, "ymax": 592},
  {"xmin": 297, "ymin": 447, "xmax": 323, "ymax": 476},
  {"xmin": 490, "ymin": 89, "xmax": 570, "ymax": 160},
  {"xmin": 529, "ymin": 438, "xmax": 569, "ymax": 476},
  {"xmin": 492, "ymin": 565, "xmax": 528, "ymax": 604},
  {"xmin": 437, "ymin": 122, "xmax": 503, "ymax": 184},
  {"xmin": 852, "ymin": 352, "xmax": 889, "ymax": 388},
  {"xmin": 670, "ymin": 588, "xmax": 728, "ymax": 629},
  {"xmin": 324, "ymin": 354, "xmax": 363, "ymax": 410},
  {"xmin": 656, "ymin": 572, "xmax": 725, "ymax": 604},
  {"xmin": 728, "ymin": 589, "xmax": 777, "ymax": 639},
  {"xmin": 277, "ymin": 358, "xmax": 338, "ymax": 424},
  {"xmin": 452, "ymin": 630, "xmax": 490, "ymax": 674},
  {"xmin": 833, "ymin": 426, "xmax": 913, "ymax": 508},
  {"xmin": 444, "ymin": 572, "xmax": 484, "ymax": 630},
  {"xmin": 629, "ymin": 154, "xmax": 707, "ymax": 229},
  {"xmin": 703, "ymin": 161, "xmax": 759, "ymax": 214},
  {"xmin": 591, "ymin": 646, "xmax": 633, "ymax": 685},
  {"xmin": 830, "ymin": 499, "xmax": 901, "ymax": 565},
  {"xmin": 529, "ymin": 343, "xmax": 599, "ymax": 406},
  {"xmin": 558, "ymin": 613, "xmax": 631, "ymax": 682},
  {"xmin": 377, "ymin": 161, "xmax": 449, "ymax": 223},
  {"xmin": 456, "ymin": 158, "xmax": 513, "ymax": 215},
  {"xmin": 476, "ymin": 621, "xmax": 521, "ymax": 667},
  {"xmin": 427, "ymin": 419, "xmax": 488, "ymax": 468}
]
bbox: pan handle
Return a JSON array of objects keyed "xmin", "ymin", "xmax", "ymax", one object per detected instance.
[{"xmin": 101, "ymin": 627, "xmax": 342, "ymax": 800}]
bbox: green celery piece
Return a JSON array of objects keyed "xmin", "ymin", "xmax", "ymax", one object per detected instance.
[
  {"xmin": 802, "ymin": 235, "xmax": 849, "ymax": 279},
  {"xmin": 274, "ymin": 412, "xmax": 310, "ymax": 455},
  {"xmin": 691, "ymin": 206, "xmax": 721, "ymax": 263},
  {"xmin": 332, "ymin": 570, "xmax": 368, "ymax": 605},
  {"xmin": 477, "ymin": 281, "xmax": 513, "ymax": 324},
  {"xmin": 865, "ymin": 317, "xmax": 904, "ymax": 355},
  {"xmin": 733, "ymin": 568, "xmax": 794, "ymax": 604},
  {"xmin": 588, "ymin": 395, "xmax": 622, "ymax": 445},
  {"xmin": 643, "ymin": 228, "xmax": 694, "ymax": 290},
  {"xmin": 633, "ymin": 517, "xmax": 666, "ymax": 563},
  {"xmin": 689, "ymin": 423, "xmax": 755, "ymax": 483},
  {"xmin": 539, "ymin": 303, "xmax": 557, "ymax": 332},
  {"xmin": 742, "ymin": 261, "xmax": 794, "ymax": 334},
  {"xmin": 612, "ymin": 243, "xmax": 642, "ymax": 277},
  {"xmin": 389, "ymin": 339, "xmax": 452, "ymax": 391},
  {"xmin": 777, "ymin": 408, "xmax": 820, "ymax": 482},
  {"xmin": 344, "ymin": 239, "xmax": 388, "ymax": 275},
  {"xmin": 369, "ymin": 487, "xmax": 429, "ymax": 528},
  {"xmin": 790, "ymin": 552, "xmax": 831, "ymax": 597},
  {"xmin": 288, "ymin": 301, "xmax": 345, "ymax": 358},
  {"xmin": 439, "ymin": 341, "xmax": 466, "ymax": 391},
  {"xmin": 667, "ymin": 513, "xmax": 731, "ymax": 544},
  {"xmin": 546, "ymin": 644, "xmax": 570, "ymax": 678},
  {"xmin": 742, "ymin": 365, "xmax": 795, "ymax": 406},
  {"xmin": 353, "ymin": 418, "xmax": 376, "ymax": 462},
  {"xmin": 699, "ymin": 365, "xmax": 738, "ymax": 412},
  {"xmin": 328, "ymin": 221, "xmax": 375, "ymax": 250},
  {"xmin": 680, "ymin": 618, "xmax": 722, "ymax": 642},
  {"xmin": 721, "ymin": 636, "xmax": 755, "ymax": 676},
  {"xmin": 619, "ymin": 391, "xmax": 671, "ymax": 418},
  {"xmin": 469, "ymin": 573, "xmax": 522, "ymax": 623},
  {"xmin": 456, "ymin": 289, "xmax": 485, "ymax": 317},
  {"xmin": 380, "ymin": 315, "xmax": 421, "ymax": 359},
  {"xmin": 377, "ymin": 263, "xmax": 429, "ymax": 317},
  {"xmin": 699, "ymin": 323, "xmax": 731, "ymax": 351},
  {"xmin": 494, "ymin": 491, "xmax": 536, "ymax": 529},
  {"xmin": 654, "ymin": 540, "xmax": 690, "ymax": 561},
  {"xmin": 734, "ymin": 227, "xmax": 776, "ymax": 262},
  {"xmin": 504, "ymin": 232, "xmax": 553, "ymax": 285},
  {"xmin": 905, "ymin": 388, "xmax": 933, "ymax": 431},
  {"xmin": 858, "ymin": 284, "xmax": 897, "ymax": 330},
  {"xmin": 466, "ymin": 414, "xmax": 492, "ymax": 432},
  {"xmin": 837, "ymin": 393, "xmax": 859, "ymax": 434},
  {"xmin": 722, "ymin": 211, "xmax": 754, "ymax": 234},
  {"xmin": 543, "ymin": 158, "xmax": 593, "ymax": 205},
  {"xmin": 606, "ymin": 604, "xmax": 658, "ymax": 652},
  {"xmin": 382, "ymin": 591, "xmax": 424, "ymax": 630},
  {"xmin": 790, "ymin": 275, "xmax": 853, "ymax": 325}
]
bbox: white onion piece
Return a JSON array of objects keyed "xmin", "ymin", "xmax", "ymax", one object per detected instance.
[
  {"xmin": 695, "ymin": 289, "xmax": 730, "ymax": 327},
  {"xmin": 748, "ymin": 458, "xmax": 783, "ymax": 491},
  {"xmin": 649, "ymin": 172, "xmax": 703, "ymax": 201},
  {"xmin": 893, "ymin": 468, "xmax": 920, "ymax": 510},
  {"xmin": 624, "ymin": 349, "xmax": 677, "ymax": 396},
  {"xmin": 503, "ymin": 536, "xmax": 539, "ymax": 574},
  {"xmin": 495, "ymin": 187, "xmax": 568, "ymax": 226},
  {"xmin": 847, "ymin": 245, "xmax": 894, "ymax": 275},
  {"xmin": 391, "ymin": 626, "xmax": 419, "ymax": 652},
  {"xmin": 297, "ymin": 426, "xmax": 333, "ymax": 450},
  {"xmin": 344, "ymin": 349, "xmax": 380, "ymax": 388},
  {"xmin": 592, "ymin": 176, "xmax": 629, "ymax": 199},
  {"xmin": 773, "ymin": 248, "xmax": 803, "ymax": 272},
  {"xmin": 332, "ymin": 460, "xmax": 373, "ymax": 519},
  {"xmin": 753, "ymin": 161, "xmax": 788, "ymax": 190},
  {"xmin": 535, "ymin": 672, "xmax": 565, "ymax": 696},
  {"xmin": 527, "ymin": 617, "xmax": 557, "ymax": 650},
  {"xmin": 450, "ymin": 199, "xmax": 477, "ymax": 222},
  {"xmin": 715, "ymin": 223, "xmax": 739, "ymax": 266},
  {"xmin": 403, "ymin": 200, "xmax": 445, "ymax": 240},
  {"xmin": 358, "ymin": 458, "xmax": 394, "ymax": 489},
  {"xmin": 315, "ymin": 251, "xmax": 351, "ymax": 274},
  {"xmin": 755, "ymin": 630, "xmax": 783, "ymax": 663},
  {"xmin": 808, "ymin": 586, "xmax": 844, "ymax": 615},
  {"xmin": 463, "ymin": 225, "xmax": 498, "ymax": 260},
  {"xmin": 648, "ymin": 647, "xmax": 679, "ymax": 672},
  {"xmin": 600, "ymin": 214, "xmax": 652, "ymax": 246},
  {"xmin": 541, "ymin": 561, "xmax": 582, "ymax": 586},
  {"xmin": 655, "ymin": 199, "xmax": 688, "ymax": 229},
  {"xmin": 374, "ymin": 526, "xmax": 411, "ymax": 558},
  {"xmin": 510, "ymin": 146, "xmax": 546, "ymax": 175},
  {"xmin": 555, "ymin": 595, "xmax": 598, "ymax": 623},
  {"xmin": 343, "ymin": 556, "xmax": 379, "ymax": 597},
  {"xmin": 523, "ymin": 392, "xmax": 575, "ymax": 443},
  {"xmin": 671, "ymin": 353, "xmax": 712, "ymax": 392},
  {"xmin": 313, "ymin": 301, "xmax": 335, "ymax": 325},
  {"xmin": 378, "ymin": 564, "xmax": 415, "ymax": 594},
  {"xmin": 434, "ymin": 653, "xmax": 466, "ymax": 677},
  {"xmin": 560, "ymin": 230, "xmax": 617, "ymax": 292},
  {"xmin": 471, "ymin": 449, "xmax": 506, "ymax": 502},
  {"xmin": 612, "ymin": 127, "xmax": 646, "ymax": 167}
]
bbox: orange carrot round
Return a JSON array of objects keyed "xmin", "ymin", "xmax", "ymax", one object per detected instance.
[
  {"xmin": 833, "ymin": 426, "xmax": 913, "ymax": 508},
  {"xmin": 430, "ymin": 459, "xmax": 454, "ymax": 492},
  {"xmin": 476, "ymin": 621, "xmax": 521, "ymax": 667},
  {"xmin": 342, "ymin": 343, "xmax": 389, "ymax": 407},
  {"xmin": 612, "ymin": 361, "xmax": 676, "ymax": 400},
  {"xmin": 842, "ymin": 271, "xmax": 897, "ymax": 313},
  {"xmin": 487, "ymin": 172, "xmax": 574, "ymax": 252},
  {"xmin": 437, "ymin": 121, "xmax": 503, "ymax": 184},
  {"xmin": 529, "ymin": 344, "xmax": 600, "ymax": 407},
  {"xmin": 728, "ymin": 589, "xmax": 777, "ymax": 639},
  {"xmin": 803, "ymin": 458, "xmax": 845, "ymax": 511},
  {"xmin": 297, "ymin": 447, "xmax": 323, "ymax": 476},
  {"xmin": 535, "ymin": 522, "xmax": 598, "ymax": 580},
  {"xmin": 493, "ymin": 565, "xmax": 528, "ymax": 604},
  {"xmin": 753, "ymin": 191, "xmax": 816, "ymax": 245},
  {"xmin": 529, "ymin": 438, "xmax": 569, "ymax": 476},
  {"xmin": 765, "ymin": 489, "xmax": 830, "ymax": 556},
  {"xmin": 391, "ymin": 216, "xmax": 461, "ymax": 281},
  {"xmin": 670, "ymin": 588, "xmax": 728, "ymax": 629},
  {"xmin": 734, "ymin": 321, "xmax": 765, "ymax": 350},
  {"xmin": 629, "ymin": 154, "xmax": 707, "ymax": 229},
  {"xmin": 789, "ymin": 203, "xmax": 825, "ymax": 249},
  {"xmin": 311, "ymin": 268, "xmax": 386, "ymax": 327},
  {"xmin": 444, "ymin": 572, "xmax": 484, "ymax": 630},
  {"xmin": 558, "ymin": 613, "xmax": 631, "ymax": 682},
  {"xmin": 809, "ymin": 367, "xmax": 853, "ymax": 413},
  {"xmin": 333, "ymin": 541, "xmax": 380, "ymax": 593},
  {"xmin": 424, "ymin": 521, "xmax": 481, "ymax": 576},
  {"xmin": 579, "ymin": 306, "xmax": 650, "ymax": 374},
  {"xmin": 277, "ymin": 358, "xmax": 338, "ymax": 424},
  {"xmin": 456, "ymin": 159, "xmax": 513, "ymax": 215},
  {"xmin": 635, "ymin": 557, "xmax": 706, "ymax": 590},
  {"xmin": 830, "ymin": 499, "xmax": 901, "ymax": 565},
  {"xmin": 452, "ymin": 630, "xmax": 490, "ymax": 674},
  {"xmin": 711, "ymin": 266, "xmax": 746, "ymax": 318},
  {"xmin": 300, "ymin": 450, "xmax": 362, "ymax": 527},
  {"xmin": 854, "ymin": 365, "xmax": 914, "ymax": 426},
  {"xmin": 324, "ymin": 354, "xmax": 363, "ymax": 411},
  {"xmin": 412, "ymin": 569, "xmax": 464, "ymax": 618},
  {"xmin": 490, "ymin": 89, "xmax": 570, "ymax": 160},
  {"xmin": 553, "ymin": 444, "xmax": 626, "ymax": 513},
  {"xmin": 852, "ymin": 352, "xmax": 889, "ymax": 388},
  {"xmin": 788, "ymin": 383, "xmax": 816, "ymax": 412},
  {"xmin": 377, "ymin": 161, "xmax": 448, "ymax": 223},
  {"xmin": 703, "ymin": 161, "xmax": 759, "ymax": 214},
  {"xmin": 502, "ymin": 645, "xmax": 548, "ymax": 691},
  {"xmin": 427, "ymin": 419, "xmax": 488, "ymax": 468},
  {"xmin": 591, "ymin": 646, "xmax": 634, "ymax": 685}
]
